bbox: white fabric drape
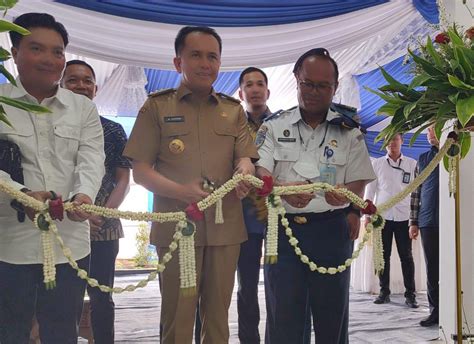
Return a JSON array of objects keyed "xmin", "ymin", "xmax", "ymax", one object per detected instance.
[
  {"xmin": 351, "ymin": 233, "xmax": 427, "ymax": 294},
  {"xmin": 8, "ymin": 0, "xmax": 423, "ymax": 71},
  {"xmin": 94, "ymin": 65, "xmax": 148, "ymax": 117}
]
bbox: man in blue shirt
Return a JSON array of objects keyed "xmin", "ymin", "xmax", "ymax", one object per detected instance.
[
  {"xmin": 409, "ymin": 126, "xmax": 440, "ymax": 327},
  {"xmin": 236, "ymin": 67, "xmax": 272, "ymax": 344}
]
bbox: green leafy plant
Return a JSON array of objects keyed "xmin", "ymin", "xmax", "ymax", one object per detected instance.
[
  {"xmin": 366, "ymin": 24, "xmax": 474, "ymax": 158},
  {"xmin": 134, "ymin": 222, "xmax": 157, "ymax": 268},
  {"xmin": 0, "ymin": 0, "xmax": 51, "ymax": 127}
]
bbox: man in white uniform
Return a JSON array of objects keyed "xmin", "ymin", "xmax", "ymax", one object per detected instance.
[{"xmin": 256, "ymin": 48, "xmax": 375, "ymax": 344}]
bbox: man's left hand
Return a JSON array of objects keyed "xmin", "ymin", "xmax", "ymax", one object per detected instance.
[
  {"xmin": 67, "ymin": 193, "xmax": 93, "ymax": 222},
  {"xmin": 89, "ymin": 214, "xmax": 105, "ymax": 233},
  {"xmin": 325, "ymin": 184, "xmax": 349, "ymax": 206},
  {"xmin": 347, "ymin": 212, "xmax": 360, "ymax": 241}
]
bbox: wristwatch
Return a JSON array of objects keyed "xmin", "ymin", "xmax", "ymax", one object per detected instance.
[
  {"xmin": 10, "ymin": 187, "xmax": 31, "ymax": 222},
  {"xmin": 345, "ymin": 203, "xmax": 362, "ymax": 217}
]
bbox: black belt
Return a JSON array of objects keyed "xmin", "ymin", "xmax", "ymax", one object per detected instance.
[{"xmin": 286, "ymin": 208, "xmax": 347, "ymax": 224}]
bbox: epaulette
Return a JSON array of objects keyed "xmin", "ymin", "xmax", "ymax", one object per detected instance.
[
  {"xmin": 217, "ymin": 92, "xmax": 241, "ymax": 104},
  {"xmin": 148, "ymin": 88, "xmax": 176, "ymax": 98},
  {"xmin": 329, "ymin": 102, "xmax": 366, "ymax": 133},
  {"xmin": 264, "ymin": 106, "xmax": 295, "ymax": 122}
]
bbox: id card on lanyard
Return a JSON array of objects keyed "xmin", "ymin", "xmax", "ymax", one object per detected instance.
[{"xmin": 319, "ymin": 146, "xmax": 336, "ymax": 185}]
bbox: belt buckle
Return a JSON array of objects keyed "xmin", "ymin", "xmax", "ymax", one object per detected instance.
[{"xmin": 293, "ymin": 216, "xmax": 308, "ymax": 225}]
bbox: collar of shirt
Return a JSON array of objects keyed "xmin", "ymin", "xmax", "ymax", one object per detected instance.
[
  {"xmin": 246, "ymin": 107, "xmax": 271, "ymax": 127},
  {"xmin": 10, "ymin": 77, "xmax": 70, "ymax": 108},
  {"xmin": 289, "ymin": 106, "xmax": 338, "ymax": 125},
  {"xmin": 385, "ymin": 152, "xmax": 405, "ymax": 164},
  {"xmin": 176, "ymin": 83, "xmax": 219, "ymax": 104}
]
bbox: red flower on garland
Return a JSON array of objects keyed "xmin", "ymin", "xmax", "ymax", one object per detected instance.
[
  {"xmin": 434, "ymin": 32, "xmax": 450, "ymax": 44},
  {"xmin": 185, "ymin": 202, "xmax": 204, "ymax": 221},
  {"xmin": 256, "ymin": 176, "xmax": 274, "ymax": 197},
  {"xmin": 361, "ymin": 199, "xmax": 377, "ymax": 215},
  {"xmin": 49, "ymin": 197, "xmax": 64, "ymax": 221},
  {"xmin": 465, "ymin": 27, "xmax": 474, "ymax": 40}
]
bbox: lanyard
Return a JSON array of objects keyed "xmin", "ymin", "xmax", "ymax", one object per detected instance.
[
  {"xmin": 386, "ymin": 158, "xmax": 406, "ymax": 173},
  {"xmin": 297, "ymin": 121, "xmax": 328, "ymax": 150}
]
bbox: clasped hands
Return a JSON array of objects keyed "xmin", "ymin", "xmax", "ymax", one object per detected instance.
[{"xmin": 23, "ymin": 190, "xmax": 92, "ymax": 223}]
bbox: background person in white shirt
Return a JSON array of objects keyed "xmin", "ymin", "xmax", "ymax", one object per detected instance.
[
  {"xmin": 0, "ymin": 13, "xmax": 104, "ymax": 343},
  {"xmin": 364, "ymin": 133, "xmax": 418, "ymax": 308}
]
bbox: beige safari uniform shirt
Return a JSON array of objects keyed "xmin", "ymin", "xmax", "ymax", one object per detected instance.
[{"xmin": 124, "ymin": 84, "xmax": 258, "ymax": 248}]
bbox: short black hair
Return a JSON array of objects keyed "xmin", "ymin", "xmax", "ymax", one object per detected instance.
[
  {"xmin": 174, "ymin": 26, "xmax": 222, "ymax": 56},
  {"xmin": 293, "ymin": 48, "xmax": 339, "ymax": 82},
  {"xmin": 10, "ymin": 13, "xmax": 69, "ymax": 48},
  {"xmin": 239, "ymin": 67, "xmax": 268, "ymax": 86},
  {"xmin": 65, "ymin": 60, "xmax": 96, "ymax": 80}
]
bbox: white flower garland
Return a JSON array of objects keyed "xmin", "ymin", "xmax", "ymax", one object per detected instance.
[
  {"xmin": 177, "ymin": 220, "xmax": 197, "ymax": 295},
  {"xmin": 264, "ymin": 195, "xmax": 281, "ymax": 263},
  {"xmin": 0, "ymin": 139, "xmax": 454, "ymax": 291}
]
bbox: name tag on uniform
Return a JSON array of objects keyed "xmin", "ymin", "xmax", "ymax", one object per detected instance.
[
  {"xmin": 319, "ymin": 164, "xmax": 336, "ymax": 186},
  {"xmin": 403, "ymin": 172, "xmax": 411, "ymax": 184},
  {"xmin": 277, "ymin": 137, "xmax": 296, "ymax": 143},
  {"xmin": 164, "ymin": 116, "xmax": 185, "ymax": 123}
]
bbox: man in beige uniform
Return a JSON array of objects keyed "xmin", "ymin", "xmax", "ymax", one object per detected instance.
[{"xmin": 124, "ymin": 26, "xmax": 258, "ymax": 344}]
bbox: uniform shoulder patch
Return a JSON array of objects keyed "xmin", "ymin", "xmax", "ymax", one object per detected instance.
[
  {"xmin": 330, "ymin": 102, "xmax": 357, "ymax": 118},
  {"xmin": 217, "ymin": 92, "xmax": 241, "ymax": 104},
  {"xmin": 255, "ymin": 125, "xmax": 268, "ymax": 148},
  {"xmin": 148, "ymin": 88, "xmax": 176, "ymax": 98},
  {"xmin": 329, "ymin": 102, "xmax": 366, "ymax": 133},
  {"xmin": 264, "ymin": 106, "xmax": 296, "ymax": 122}
]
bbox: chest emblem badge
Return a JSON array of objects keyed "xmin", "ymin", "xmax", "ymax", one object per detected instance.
[{"xmin": 169, "ymin": 139, "xmax": 185, "ymax": 154}]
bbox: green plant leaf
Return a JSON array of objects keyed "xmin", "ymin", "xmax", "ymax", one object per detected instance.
[
  {"xmin": 453, "ymin": 47, "xmax": 472, "ymax": 81},
  {"xmin": 448, "ymin": 92, "xmax": 460, "ymax": 104},
  {"xmin": 437, "ymin": 101, "xmax": 455, "ymax": 118},
  {"xmin": 364, "ymin": 87, "xmax": 410, "ymax": 105},
  {"xmin": 0, "ymin": 65, "xmax": 16, "ymax": 86},
  {"xmin": 0, "ymin": 47, "xmax": 10, "ymax": 62},
  {"xmin": 425, "ymin": 36, "xmax": 443, "ymax": 68},
  {"xmin": 409, "ymin": 122, "xmax": 433, "ymax": 146},
  {"xmin": 409, "ymin": 49, "xmax": 445, "ymax": 77},
  {"xmin": 0, "ymin": 96, "xmax": 51, "ymax": 114},
  {"xmin": 0, "ymin": 19, "xmax": 29, "ymax": 35},
  {"xmin": 434, "ymin": 119, "xmax": 447, "ymax": 140},
  {"xmin": 443, "ymin": 155, "xmax": 450, "ymax": 171},
  {"xmin": 459, "ymin": 132, "xmax": 471, "ymax": 159},
  {"xmin": 447, "ymin": 74, "xmax": 474, "ymax": 90},
  {"xmin": 403, "ymin": 102, "xmax": 417, "ymax": 119},
  {"xmin": 460, "ymin": 46, "xmax": 474, "ymax": 66},
  {"xmin": 0, "ymin": 107, "xmax": 12, "ymax": 127},
  {"xmin": 0, "ymin": 0, "xmax": 18, "ymax": 11},
  {"xmin": 456, "ymin": 95, "xmax": 474, "ymax": 127},
  {"xmin": 377, "ymin": 103, "xmax": 400, "ymax": 116},
  {"xmin": 447, "ymin": 27, "xmax": 464, "ymax": 47},
  {"xmin": 408, "ymin": 74, "xmax": 431, "ymax": 89}
]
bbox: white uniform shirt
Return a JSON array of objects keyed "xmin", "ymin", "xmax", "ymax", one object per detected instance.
[
  {"xmin": 0, "ymin": 79, "xmax": 105, "ymax": 264},
  {"xmin": 256, "ymin": 106, "xmax": 376, "ymax": 214},
  {"xmin": 364, "ymin": 154, "xmax": 417, "ymax": 221}
]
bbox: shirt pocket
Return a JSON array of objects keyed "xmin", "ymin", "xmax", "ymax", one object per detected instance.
[
  {"xmin": 214, "ymin": 121, "xmax": 238, "ymax": 137},
  {"xmin": 1, "ymin": 125, "xmax": 34, "ymax": 158},
  {"xmin": 53, "ymin": 125, "xmax": 80, "ymax": 162},
  {"xmin": 213, "ymin": 120, "xmax": 238, "ymax": 158},
  {"xmin": 319, "ymin": 147, "xmax": 348, "ymax": 166},
  {"xmin": 273, "ymin": 147, "xmax": 299, "ymax": 162}
]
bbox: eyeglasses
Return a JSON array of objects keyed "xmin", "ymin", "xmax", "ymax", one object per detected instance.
[{"xmin": 297, "ymin": 79, "xmax": 335, "ymax": 93}]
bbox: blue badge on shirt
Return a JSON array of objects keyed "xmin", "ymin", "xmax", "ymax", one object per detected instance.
[{"xmin": 255, "ymin": 125, "xmax": 268, "ymax": 148}]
